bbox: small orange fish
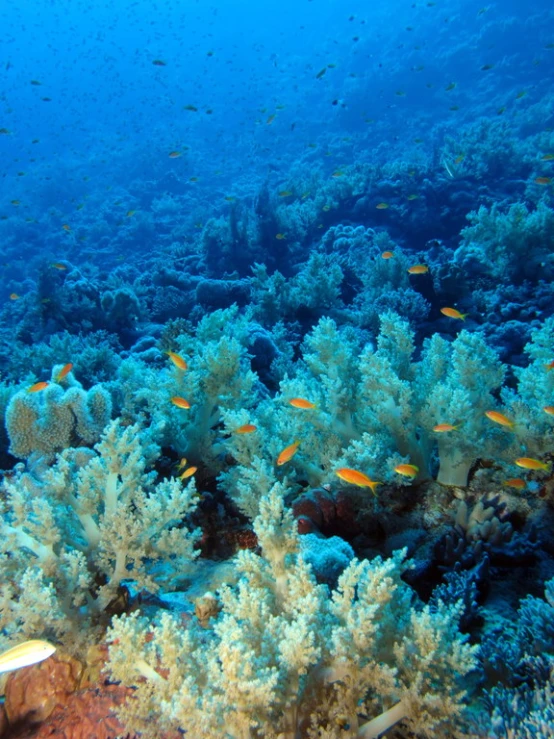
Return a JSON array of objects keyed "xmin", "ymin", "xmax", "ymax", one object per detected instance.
[
  {"xmin": 9, "ymin": 293, "xmax": 20, "ymax": 300},
  {"xmin": 278, "ymin": 190, "xmax": 293, "ymax": 197},
  {"xmin": 485, "ymin": 410, "xmax": 514, "ymax": 428},
  {"xmin": 289, "ymin": 398, "xmax": 316, "ymax": 410},
  {"xmin": 171, "ymin": 396, "xmax": 191, "ymax": 410},
  {"xmin": 62, "ymin": 224, "xmax": 71, "ymax": 231},
  {"xmin": 168, "ymin": 151, "xmax": 182, "ymax": 158},
  {"xmin": 166, "ymin": 351, "xmax": 188, "ymax": 371},
  {"xmin": 407, "ymin": 194, "xmax": 419, "ymax": 200},
  {"xmin": 180, "ymin": 466, "xmax": 197, "ymax": 480},
  {"xmin": 51, "ymin": 262, "xmax": 67, "ymax": 270},
  {"xmin": 515, "ymin": 457, "xmax": 550, "ymax": 472},
  {"xmin": 376, "ymin": 202, "xmax": 389, "ymax": 210},
  {"xmin": 126, "ymin": 210, "xmax": 136, "ymax": 217},
  {"xmin": 275, "ymin": 233, "xmax": 286, "ymax": 240},
  {"xmin": 543, "ymin": 406, "xmax": 554, "ymax": 416},
  {"xmin": 332, "ymin": 170, "xmax": 344, "ymax": 178},
  {"xmin": 381, "ymin": 251, "xmax": 394, "ymax": 259},
  {"xmin": 266, "ymin": 114, "xmax": 276, "ymax": 125},
  {"xmin": 55, "ymin": 363, "xmax": 73, "ymax": 382},
  {"xmin": 433, "ymin": 423, "xmax": 458, "ymax": 432},
  {"xmin": 177, "ymin": 457, "xmax": 188, "ymax": 470},
  {"xmin": 277, "ymin": 440, "xmax": 300, "ymax": 466},
  {"xmin": 335, "ymin": 468, "xmax": 381, "ymax": 495},
  {"xmin": 27, "ymin": 381, "xmax": 49, "ymax": 393},
  {"xmin": 394, "ymin": 463, "xmax": 419, "ymax": 478},
  {"xmin": 545, "ymin": 360, "xmax": 554, "ymax": 371},
  {"xmin": 454, "ymin": 154, "xmax": 465, "ymax": 165},
  {"xmin": 441, "ymin": 307, "xmax": 468, "ymax": 320},
  {"xmin": 234, "ymin": 424, "xmax": 257, "ymax": 434},
  {"xmin": 535, "ymin": 177, "xmax": 552, "ymax": 185},
  {"xmin": 503, "ymin": 478, "xmax": 526, "ymax": 490},
  {"xmin": 407, "ymin": 264, "xmax": 429, "ymax": 275},
  {"xmin": 541, "ymin": 154, "xmax": 554, "ymax": 161}
]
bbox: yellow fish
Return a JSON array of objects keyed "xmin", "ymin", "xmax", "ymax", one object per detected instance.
[
  {"xmin": 289, "ymin": 398, "xmax": 316, "ymax": 409},
  {"xmin": 171, "ymin": 396, "xmax": 191, "ymax": 410},
  {"xmin": 166, "ymin": 351, "xmax": 188, "ymax": 371},
  {"xmin": 0, "ymin": 640, "xmax": 56, "ymax": 674},
  {"xmin": 277, "ymin": 440, "xmax": 300, "ymax": 466},
  {"xmin": 335, "ymin": 468, "xmax": 381, "ymax": 495},
  {"xmin": 484, "ymin": 410, "xmax": 514, "ymax": 429},
  {"xmin": 394, "ymin": 463, "xmax": 419, "ymax": 478},
  {"xmin": 440, "ymin": 307, "xmax": 468, "ymax": 320},
  {"xmin": 515, "ymin": 457, "xmax": 550, "ymax": 472}
]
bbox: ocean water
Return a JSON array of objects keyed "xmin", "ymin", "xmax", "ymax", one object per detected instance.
[{"xmin": 0, "ymin": 0, "xmax": 553, "ymax": 737}]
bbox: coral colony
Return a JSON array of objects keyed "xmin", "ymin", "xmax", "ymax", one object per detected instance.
[{"xmin": 0, "ymin": 0, "xmax": 553, "ymax": 737}]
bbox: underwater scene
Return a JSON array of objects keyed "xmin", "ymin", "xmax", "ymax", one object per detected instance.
[{"xmin": 0, "ymin": 0, "xmax": 553, "ymax": 736}]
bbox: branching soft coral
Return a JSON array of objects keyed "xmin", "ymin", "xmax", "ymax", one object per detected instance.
[
  {"xmin": 106, "ymin": 484, "xmax": 477, "ymax": 739},
  {"xmin": 221, "ymin": 311, "xmax": 520, "ymax": 503},
  {"xmin": 116, "ymin": 306, "xmax": 259, "ymax": 474},
  {"xmin": 0, "ymin": 420, "xmax": 199, "ymax": 656}
]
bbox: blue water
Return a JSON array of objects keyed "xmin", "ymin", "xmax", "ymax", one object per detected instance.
[{"xmin": 1, "ymin": 0, "xmax": 554, "ymax": 736}]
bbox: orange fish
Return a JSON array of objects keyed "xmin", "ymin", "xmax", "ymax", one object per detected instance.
[
  {"xmin": 278, "ymin": 190, "xmax": 293, "ymax": 197},
  {"xmin": 275, "ymin": 233, "xmax": 286, "ymax": 240},
  {"xmin": 543, "ymin": 406, "xmax": 554, "ymax": 416},
  {"xmin": 51, "ymin": 262, "xmax": 67, "ymax": 270},
  {"xmin": 9, "ymin": 293, "xmax": 20, "ymax": 300},
  {"xmin": 277, "ymin": 440, "xmax": 300, "ymax": 466},
  {"xmin": 332, "ymin": 170, "xmax": 344, "ymax": 178},
  {"xmin": 441, "ymin": 307, "xmax": 467, "ymax": 320},
  {"xmin": 515, "ymin": 457, "xmax": 550, "ymax": 472},
  {"xmin": 266, "ymin": 114, "xmax": 276, "ymax": 125},
  {"xmin": 126, "ymin": 210, "xmax": 136, "ymax": 217},
  {"xmin": 180, "ymin": 466, "xmax": 197, "ymax": 480},
  {"xmin": 335, "ymin": 468, "xmax": 381, "ymax": 495},
  {"xmin": 289, "ymin": 398, "xmax": 316, "ymax": 410},
  {"xmin": 541, "ymin": 154, "xmax": 554, "ymax": 161},
  {"xmin": 407, "ymin": 264, "xmax": 429, "ymax": 275},
  {"xmin": 381, "ymin": 251, "xmax": 394, "ymax": 259},
  {"xmin": 234, "ymin": 424, "xmax": 257, "ymax": 434},
  {"xmin": 535, "ymin": 177, "xmax": 552, "ymax": 185},
  {"xmin": 177, "ymin": 457, "xmax": 188, "ymax": 470},
  {"xmin": 545, "ymin": 360, "xmax": 554, "ymax": 371},
  {"xmin": 394, "ymin": 463, "xmax": 419, "ymax": 478},
  {"xmin": 376, "ymin": 202, "xmax": 389, "ymax": 210},
  {"xmin": 171, "ymin": 396, "xmax": 191, "ymax": 410},
  {"xmin": 27, "ymin": 381, "xmax": 49, "ymax": 393},
  {"xmin": 166, "ymin": 351, "xmax": 188, "ymax": 371},
  {"xmin": 485, "ymin": 410, "xmax": 514, "ymax": 428},
  {"xmin": 433, "ymin": 423, "xmax": 458, "ymax": 432},
  {"xmin": 168, "ymin": 151, "xmax": 182, "ymax": 158},
  {"xmin": 55, "ymin": 363, "xmax": 73, "ymax": 382},
  {"xmin": 503, "ymin": 478, "xmax": 526, "ymax": 490},
  {"xmin": 62, "ymin": 224, "xmax": 71, "ymax": 231}
]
